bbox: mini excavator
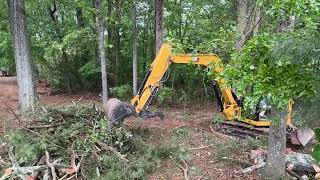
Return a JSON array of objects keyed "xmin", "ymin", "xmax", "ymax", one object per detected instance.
[{"xmin": 105, "ymin": 43, "xmax": 314, "ymax": 146}]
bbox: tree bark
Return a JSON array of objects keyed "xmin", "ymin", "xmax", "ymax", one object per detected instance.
[
  {"xmin": 264, "ymin": 111, "xmax": 287, "ymax": 179},
  {"xmin": 131, "ymin": 0, "xmax": 137, "ymax": 95},
  {"xmin": 97, "ymin": 0, "xmax": 108, "ymax": 106},
  {"xmin": 155, "ymin": 0, "xmax": 164, "ymax": 54},
  {"xmin": 106, "ymin": 0, "xmax": 113, "ymax": 83},
  {"xmin": 235, "ymin": 0, "xmax": 248, "ymax": 50},
  {"xmin": 7, "ymin": 0, "xmax": 37, "ymax": 113},
  {"xmin": 114, "ymin": 0, "xmax": 122, "ymax": 85}
]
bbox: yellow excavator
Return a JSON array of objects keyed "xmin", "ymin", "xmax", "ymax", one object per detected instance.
[{"xmin": 105, "ymin": 43, "xmax": 314, "ymax": 146}]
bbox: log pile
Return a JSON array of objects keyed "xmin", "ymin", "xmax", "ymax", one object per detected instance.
[{"xmin": 242, "ymin": 148, "xmax": 320, "ymax": 179}]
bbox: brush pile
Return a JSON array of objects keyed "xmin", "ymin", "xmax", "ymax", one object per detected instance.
[{"xmin": 0, "ymin": 104, "xmax": 181, "ymax": 179}]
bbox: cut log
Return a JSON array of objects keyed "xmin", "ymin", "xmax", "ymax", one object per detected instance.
[
  {"xmin": 286, "ymin": 153, "xmax": 316, "ymax": 173},
  {"xmin": 243, "ymin": 152, "xmax": 317, "ymax": 174}
]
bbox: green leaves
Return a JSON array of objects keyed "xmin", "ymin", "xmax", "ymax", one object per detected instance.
[
  {"xmin": 312, "ymin": 128, "xmax": 320, "ymax": 163},
  {"xmin": 223, "ymin": 32, "xmax": 318, "ymax": 118}
]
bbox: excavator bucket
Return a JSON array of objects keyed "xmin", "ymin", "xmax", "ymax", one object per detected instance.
[
  {"xmin": 104, "ymin": 98, "xmax": 134, "ymax": 125},
  {"xmin": 289, "ymin": 128, "xmax": 314, "ymax": 146}
]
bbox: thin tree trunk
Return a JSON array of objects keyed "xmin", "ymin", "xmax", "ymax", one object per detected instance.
[
  {"xmin": 131, "ymin": 1, "xmax": 137, "ymax": 95},
  {"xmin": 155, "ymin": 0, "xmax": 164, "ymax": 54},
  {"xmin": 106, "ymin": 0, "xmax": 113, "ymax": 82},
  {"xmin": 97, "ymin": 0, "xmax": 108, "ymax": 106},
  {"xmin": 7, "ymin": 0, "xmax": 37, "ymax": 113},
  {"xmin": 114, "ymin": 0, "xmax": 122, "ymax": 85}
]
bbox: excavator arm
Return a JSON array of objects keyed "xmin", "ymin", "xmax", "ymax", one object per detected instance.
[
  {"xmin": 129, "ymin": 43, "xmax": 270, "ymax": 125},
  {"xmin": 106, "ymin": 43, "xmax": 314, "ymax": 146}
]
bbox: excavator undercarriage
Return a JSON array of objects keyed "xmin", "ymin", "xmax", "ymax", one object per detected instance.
[{"xmin": 104, "ymin": 43, "xmax": 314, "ymax": 146}]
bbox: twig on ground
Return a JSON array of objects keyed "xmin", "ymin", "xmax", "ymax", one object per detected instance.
[
  {"xmin": 22, "ymin": 127, "xmax": 64, "ymax": 149},
  {"xmin": 242, "ymin": 155, "xmax": 266, "ymax": 174},
  {"xmin": 209, "ymin": 125, "xmax": 234, "ymax": 140},
  {"xmin": 45, "ymin": 151, "xmax": 57, "ymax": 180},
  {"xmin": 8, "ymin": 147, "xmax": 18, "ymax": 167},
  {"xmin": 1, "ymin": 147, "xmax": 47, "ymax": 180},
  {"xmin": 97, "ymin": 141, "xmax": 129, "ymax": 162},
  {"xmin": 176, "ymin": 160, "xmax": 189, "ymax": 180},
  {"xmin": 286, "ymin": 169, "xmax": 303, "ymax": 180},
  {"xmin": 169, "ymin": 124, "xmax": 188, "ymax": 132},
  {"xmin": 4, "ymin": 102, "xmax": 21, "ymax": 125},
  {"xmin": 188, "ymin": 145, "xmax": 212, "ymax": 150},
  {"xmin": 26, "ymin": 122, "xmax": 67, "ymax": 129}
]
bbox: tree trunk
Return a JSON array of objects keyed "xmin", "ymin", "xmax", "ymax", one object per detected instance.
[
  {"xmin": 106, "ymin": 0, "xmax": 113, "ymax": 83},
  {"xmin": 114, "ymin": 0, "xmax": 122, "ymax": 85},
  {"xmin": 235, "ymin": 0, "xmax": 248, "ymax": 50},
  {"xmin": 155, "ymin": 0, "xmax": 164, "ymax": 54},
  {"xmin": 7, "ymin": 0, "xmax": 37, "ymax": 113},
  {"xmin": 264, "ymin": 111, "xmax": 287, "ymax": 179},
  {"xmin": 97, "ymin": 0, "xmax": 108, "ymax": 106},
  {"xmin": 264, "ymin": 15, "xmax": 295, "ymax": 179},
  {"xmin": 131, "ymin": 1, "xmax": 137, "ymax": 95}
]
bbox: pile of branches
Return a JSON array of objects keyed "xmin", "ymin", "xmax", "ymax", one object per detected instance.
[{"xmin": 0, "ymin": 104, "xmax": 178, "ymax": 179}]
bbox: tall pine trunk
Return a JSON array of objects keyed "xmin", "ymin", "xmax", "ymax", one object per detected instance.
[
  {"xmin": 97, "ymin": 0, "xmax": 108, "ymax": 106},
  {"xmin": 7, "ymin": 0, "xmax": 37, "ymax": 113},
  {"xmin": 155, "ymin": 0, "xmax": 164, "ymax": 54},
  {"xmin": 131, "ymin": 1, "xmax": 137, "ymax": 95}
]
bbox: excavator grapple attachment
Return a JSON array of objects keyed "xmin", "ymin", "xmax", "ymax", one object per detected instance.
[{"xmin": 104, "ymin": 98, "xmax": 134, "ymax": 125}]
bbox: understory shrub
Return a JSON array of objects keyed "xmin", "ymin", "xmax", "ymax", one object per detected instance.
[
  {"xmin": 157, "ymin": 87, "xmax": 179, "ymax": 106},
  {"xmin": 109, "ymin": 84, "xmax": 132, "ymax": 101}
]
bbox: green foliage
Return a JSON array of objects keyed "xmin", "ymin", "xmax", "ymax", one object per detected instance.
[
  {"xmin": 79, "ymin": 61, "xmax": 101, "ymax": 89},
  {"xmin": 222, "ymin": 33, "xmax": 318, "ymax": 118},
  {"xmin": 212, "ymin": 113, "xmax": 225, "ymax": 124},
  {"xmin": 312, "ymin": 128, "xmax": 320, "ymax": 163},
  {"xmin": 109, "ymin": 84, "xmax": 132, "ymax": 101},
  {"xmin": 157, "ymin": 87, "xmax": 179, "ymax": 105},
  {"xmin": 174, "ymin": 127, "xmax": 190, "ymax": 139}
]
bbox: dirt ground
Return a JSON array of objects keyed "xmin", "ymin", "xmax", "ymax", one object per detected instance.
[{"xmin": 0, "ymin": 76, "xmax": 258, "ymax": 179}]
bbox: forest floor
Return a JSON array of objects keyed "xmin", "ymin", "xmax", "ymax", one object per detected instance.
[{"xmin": 0, "ymin": 76, "xmax": 260, "ymax": 179}]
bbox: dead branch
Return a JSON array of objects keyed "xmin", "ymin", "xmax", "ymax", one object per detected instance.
[
  {"xmin": 4, "ymin": 102, "xmax": 21, "ymax": 125},
  {"xmin": 62, "ymin": 152, "xmax": 84, "ymax": 176},
  {"xmin": 8, "ymin": 147, "xmax": 18, "ymax": 167},
  {"xmin": 45, "ymin": 151, "xmax": 57, "ymax": 180},
  {"xmin": 209, "ymin": 125, "xmax": 234, "ymax": 140},
  {"xmin": 1, "ymin": 148, "xmax": 47, "ymax": 180},
  {"xmin": 176, "ymin": 160, "xmax": 189, "ymax": 180},
  {"xmin": 242, "ymin": 161, "xmax": 266, "ymax": 173},
  {"xmin": 26, "ymin": 122, "xmax": 67, "ymax": 129},
  {"xmin": 97, "ymin": 141, "xmax": 129, "ymax": 162},
  {"xmin": 169, "ymin": 124, "xmax": 188, "ymax": 132},
  {"xmin": 188, "ymin": 145, "xmax": 212, "ymax": 150},
  {"xmin": 242, "ymin": 155, "xmax": 266, "ymax": 173},
  {"xmin": 286, "ymin": 169, "xmax": 303, "ymax": 180}
]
